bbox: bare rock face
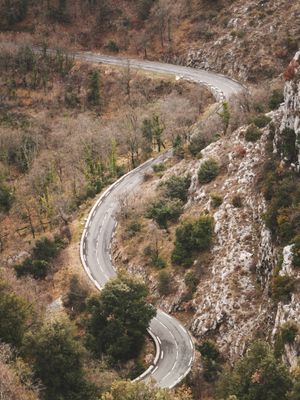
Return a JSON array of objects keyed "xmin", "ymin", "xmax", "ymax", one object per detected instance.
[
  {"xmin": 274, "ymin": 51, "xmax": 300, "ymax": 168},
  {"xmin": 189, "ymin": 127, "xmax": 276, "ymax": 360}
]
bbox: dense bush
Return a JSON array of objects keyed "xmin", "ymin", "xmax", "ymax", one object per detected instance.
[
  {"xmin": 252, "ymin": 114, "xmax": 271, "ymax": 128},
  {"xmin": 271, "ymin": 274, "xmax": 295, "ymax": 302},
  {"xmin": 232, "ymin": 194, "xmax": 243, "ymax": 208},
  {"xmin": 15, "ymin": 236, "xmax": 64, "ymax": 279},
  {"xmin": 198, "ymin": 159, "xmax": 220, "ymax": 184},
  {"xmin": 172, "ymin": 215, "xmax": 213, "ymax": 266},
  {"xmin": 145, "ymin": 198, "xmax": 183, "ymax": 229},
  {"xmin": 269, "ymin": 89, "xmax": 284, "ymax": 110},
  {"xmin": 160, "ymin": 175, "xmax": 191, "ymax": 202},
  {"xmin": 245, "ymin": 124, "xmax": 261, "ymax": 142},
  {"xmin": 15, "ymin": 259, "xmax": 50, "ymax": 280}
]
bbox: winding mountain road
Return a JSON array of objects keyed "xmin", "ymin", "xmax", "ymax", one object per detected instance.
[{"xmin": 79, "ymin": 51, "xmax": 243, "ymax": 388}]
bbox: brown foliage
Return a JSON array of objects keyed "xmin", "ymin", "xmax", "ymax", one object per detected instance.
[
  {"xmin": 0, "ymin": 344, "xmax": 39, "ymax": 400},
  {"xmin": 284, "ymin": 59, "xmax": 299, "ymax": 81}
]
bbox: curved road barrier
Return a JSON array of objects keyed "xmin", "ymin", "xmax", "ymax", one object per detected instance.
[{"xmin": 79, "ymin": 52, "xmax": 244, "ymax": 388}]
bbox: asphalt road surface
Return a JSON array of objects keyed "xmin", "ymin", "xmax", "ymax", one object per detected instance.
[{"xmin": 79, "ymin": 52, "xmax": 244, "ymax": 388}]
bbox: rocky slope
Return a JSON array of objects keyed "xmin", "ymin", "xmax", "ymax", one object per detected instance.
[
  {"xmin": 274, "ymin": 51, "xmax": 300, "ymax": 168},
  {"xmin": 113, "ymin": 120, "xmax": 278, "ymax": 361},
  {"xmin": 113, "ymin": 51, "xmax": 300, "ymax": 366}
]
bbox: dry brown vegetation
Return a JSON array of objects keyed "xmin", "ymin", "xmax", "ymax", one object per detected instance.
[
  {"xmin": 0, "ymin": 45, "xmax": 212, "ymax": 267},
  {"xmin": 0, "ymin": 0, "xmax": 298, "ymax": 83}
]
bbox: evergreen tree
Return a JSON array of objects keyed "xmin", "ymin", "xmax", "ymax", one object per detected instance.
[
  {"xmin": 0, "ymin": 282, "xmax": 30, "ymax": 348},
  {"xmin": 87, "ymin": 70, "xmax": 100, "ymax": 107},
  {"xmin": 86, "ymin": 275, "xmax": 156, "ymax": 361},
  {"xmin": 25, "ymin": 317, "xmax": 96, "ymax": 400}
]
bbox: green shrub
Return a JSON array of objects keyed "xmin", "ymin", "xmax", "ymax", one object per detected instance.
[
  {"xmin": 198, "ymin": 340, "xmax": 221, "ymax": 361},
  {"xmin": 210, "ymin": 193, "xmax": 223, "ymax": 208},
  {"xmin": 172, "ymin": 215, "xmax": 213, "ymax": 266},
  {"xmin": 15, "ymin": 259, "xmax": 49, "ymax": 280},
  {"xmin": 105, "ymin": 40, "xmax": 119, "ymax": 53},
  {"xmin": 145, "ymin": 199, "xmax": 183, "ymax": 229},
  {"xmin": 15, "ymin": 236, "xmax": 64, "ymax": 279},
  {"xmin": 198, "ymin": 159, "xmax": 220, "ymax": 184},
  {"xmin": 245, "ymin": 124, "xmax": 262, "ymax": 142},
  {"xmin": 0, "ymin": 181, "xmax": 14, "ymax": 213},
  {"xmin": 143, "ymin": 245, "xmax": 166, "ymax": 269},
  {"xmin": 125, "ymin": 221, "xmax": 142, "ymax": 239},
  {"xmin": 189, "ymin": 134, "xmax": 209, "ymax": 156},
  {"xmin": 232, "ymin": 195, "xmax": 243, "ymax": 208},
  {"xmin": 252, "ymin": 114, "xmax": 271, "ymax": 128},
  {"xmin": 33, "ymin": 237, "xmax": 63, "ymax": 261},
  {"xmin": 217, "ymin": 341, "xmax": 292, "ymax": 400},
  {"xmin": 152, "ymin": 163, "xmax": 166, "ymax": 173},
  {"xmin": 158, "ymin": 271, "xmax": 172, "ymax": 295},
  {"xmin": 274, "ymin": 320, "xmax": 298, "ymax": 358},
  {"xmin": 271, "ymin": 274, "xmax": 295, "ymax": 302},
  {"xmin": 184, "ymin": 271, "xmax": 199, "ymax": 292},
  {"xmin": 269, "ymin": 89, "xmax": 284, "ymax": 110},
  {"xmin": 160, "ymin": 175, "xmax": 191, "ymax": 202},
  {"xmin": 280, "ymin": 127, "xmax": 297, "ymax": 162},
  {"xmin": 198, "ymin": 341, "xmax": 222, "ymax": 382},
  {"xmin": 280, "ymin": 321, "xmax": 298, "ymax": 344},
  {"xmin": 0, "ymin": 285, "xmax": 30, "ymax": 348},
  {"xmin": 292, "ymin": 236, "xmax": 300, "ymax": 267}
]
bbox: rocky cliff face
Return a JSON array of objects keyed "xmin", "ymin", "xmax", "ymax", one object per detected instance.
[
  {"xmin": 269, "ymin": 52, "xmax": 300, "ymax": 367},
  {"xmin": 274, "ymin": 51, "xmax": 300, "ymax": 168},
  {"xmin": 188, "ymin": 127, "xmax": 276, "ymax": 359}
]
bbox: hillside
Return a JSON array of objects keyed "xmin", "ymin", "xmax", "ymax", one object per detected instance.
[{"xmin": 1, "ymin": 0, "xmax": 299, "ymax": 82}]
